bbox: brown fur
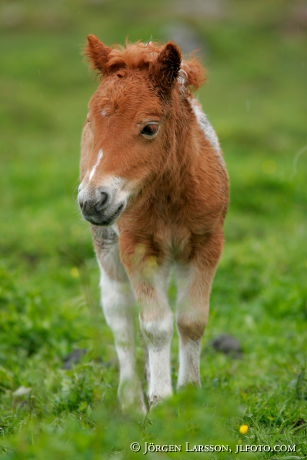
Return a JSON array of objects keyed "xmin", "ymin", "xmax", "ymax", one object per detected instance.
[{"xmin": 83, "ymin": 41, "xmax": 227, "ymax": 255}]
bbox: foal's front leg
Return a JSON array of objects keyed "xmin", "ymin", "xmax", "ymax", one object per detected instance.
[
  {"xmin": 93, "ymin": 229, "xmax": 145, "ymax": 413},
  {"xmin": 123, "ymin": 251, "xmax": 173, "ymax": 406},
  {"xmin": 139, "ymin": 270, "xmax": 173, "ymax": 406},
  {"xmin": 100, "ymin": 270, "xmax": 146, "ymax": 412}
]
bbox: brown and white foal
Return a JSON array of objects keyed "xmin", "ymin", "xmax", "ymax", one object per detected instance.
[{"xmin": 78, "ymin": 35, "xmax": 229, "ymax": 412}]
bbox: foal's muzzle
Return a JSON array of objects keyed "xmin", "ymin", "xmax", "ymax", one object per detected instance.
[{"xmin": 78, "ymin": 185, "xmax": 125, "ymax": 226}]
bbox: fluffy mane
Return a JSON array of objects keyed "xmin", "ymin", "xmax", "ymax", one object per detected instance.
[{"xmin": 85, "ymin": 37, "xmax": 206, "ymax": 92}]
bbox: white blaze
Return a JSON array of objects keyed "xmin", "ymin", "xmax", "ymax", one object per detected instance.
[{"xmin": 89, "ymin": 149, "xmax": 104, "ymax": 182}]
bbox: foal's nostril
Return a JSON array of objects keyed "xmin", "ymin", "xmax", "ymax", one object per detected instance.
[
  {"xmin": 95, "ymin": 189, "xmax": 109, "ymax": 211},
  {"xmin": 78, "ymin": 197, "xmax": 85, "ymax": 210},
  {"xmin": 100, "ymin": 190, "xmax": 109, "ymax": 206},
  {"xmin": 79, "ymin": 199, "xmax": 91, "ymax": 214}
]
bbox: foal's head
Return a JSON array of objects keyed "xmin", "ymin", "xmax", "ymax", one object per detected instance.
[{"xmin": 78, "ymin": 35, "xmax": 205, "ymax": 226}]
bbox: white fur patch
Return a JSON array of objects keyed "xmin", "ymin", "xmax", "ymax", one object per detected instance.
[
  {"xmin": 190, "ymin": 98, "xmax": 221, "ymax": 152},
  {"xmin": 106, "ymin": 176, "xmax": 131, "ymax": 206},
  {"xmin": 101, "ymin": 109, "xmax": 109, "ymax": 117}
]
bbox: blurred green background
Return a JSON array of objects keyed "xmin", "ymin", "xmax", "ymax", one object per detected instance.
[{"xmin": 1, "ymin": 0, "xmax": 307, "ymax": 458}]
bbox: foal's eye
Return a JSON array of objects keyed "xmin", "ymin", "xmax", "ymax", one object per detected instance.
[{"xmin": 140, "ymin": 122, "xmax": 160, "ymax": 139}]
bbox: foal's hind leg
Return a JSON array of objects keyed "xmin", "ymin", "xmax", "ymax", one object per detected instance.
[
  {"xmin": 92, "ymin": 228, "xmax": 146, "ymax": 413},
  {"xmin": 176, "ymin": 235, "xmax": 223, "ymax": 388}
]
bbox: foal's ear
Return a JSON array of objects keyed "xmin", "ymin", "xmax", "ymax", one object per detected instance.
[
  {"xmin": 152, "ymin": 42, "xmax": 181, "ymax": 97},
  {"xmin": 85, "ymin": 34, "xmax": 111, "ymax": 74}
]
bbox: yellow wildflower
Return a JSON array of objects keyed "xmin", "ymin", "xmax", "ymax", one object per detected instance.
[
  {"xmin": 70, "ymin": 267, "xmax": 80, "ymax": 279},
  {"xmin": 239, "ymin": 424, "xmax": 249, "ymax": 434}
]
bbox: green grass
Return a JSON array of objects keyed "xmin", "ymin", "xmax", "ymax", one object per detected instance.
[{"xmin": 1, "ymin": 0, "xmax": 307, "ymax": 458}]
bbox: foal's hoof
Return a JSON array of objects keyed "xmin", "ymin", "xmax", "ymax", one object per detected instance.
[
  {"xmin": 121, "ymin": 399, "xmax": 147, "ymax": 416},
  {"xmin": 148, "ymin": 391, "xmax": 172, "ymax": 410},
  {"xmin": 149, "ymin": 394, "xmax": 160, "ymax": 408},
  {"xmin": 118, "ymin": 380, "xmax": 147, "ymax": 415}
]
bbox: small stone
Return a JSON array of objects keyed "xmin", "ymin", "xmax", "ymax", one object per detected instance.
[
  {"xmin": 63, "ymin": 349, "xmax": 87, "ymax": 370},
  {"xmin": 210, "ymin": 334, "xmax": 243, "ymax": 358},
  {"xmin": 13, "ymin": 386, "xmax": 32, "ymax": 397}
]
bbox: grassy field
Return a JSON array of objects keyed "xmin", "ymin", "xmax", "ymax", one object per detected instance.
[{"xmin": 1, "ymin": 0, "xmax": 307, "ymax": 458}]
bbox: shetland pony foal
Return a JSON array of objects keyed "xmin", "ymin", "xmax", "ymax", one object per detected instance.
[{"xmin": 78, "ymin": 35, "xmax": 229, "ymax": 412}]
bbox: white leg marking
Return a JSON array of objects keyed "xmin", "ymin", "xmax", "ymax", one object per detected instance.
[
  {"xmin": 141, "ymin": 310, "xmax": 173, "ymax": 405},
  {"xmin": 99, "ymin": 266, "xmax": 145, "ymax": 412},
  {"xmin": 132, "ymin": 265, "xmax": 173, "ymax": 405},
  {"xmin": 175, "ymin": 264, "xmax": 213, "ymax": 388},
  {"xmin": 178, "ymin": 337, "xmax": 201, "ymax": 387}
]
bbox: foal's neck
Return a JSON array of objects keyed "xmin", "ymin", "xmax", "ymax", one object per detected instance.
[{"xmin": 161, "ymin": 95, "xmax": 197, "ymax": 179}]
